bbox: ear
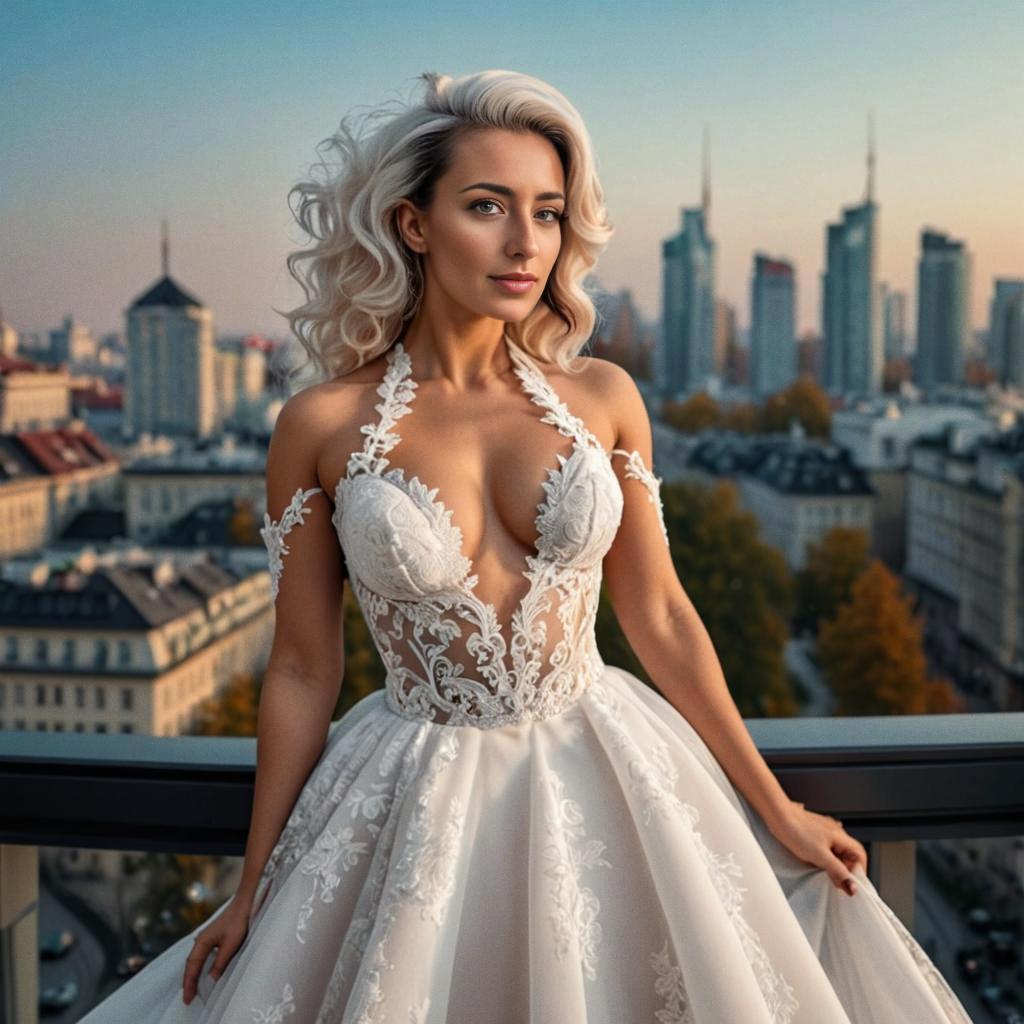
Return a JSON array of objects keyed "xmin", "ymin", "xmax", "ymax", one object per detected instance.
[{"xmin": 395, "ymin": 198, "xmax": 428, "ymax": 254}]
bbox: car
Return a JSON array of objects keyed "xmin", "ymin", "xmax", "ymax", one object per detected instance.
[
  {"xmin": 116, "ymin": 953, "xmax": 152, "ymax": 976},
  {"xmin": 967, "ymin": 906, "xmax": 993, "ymax": 932},
  {"xmin": 39, "ymin": 977, "xmax": 79, "ymax": 1012},
  {"xmin": 38, "ymin": 929, "xmax": 76, "ymax": 959},
  {"xmin": 956, "ymin": 947, "xmax": 987, "ymax": 984},
  {"xmin": 988, "ymin": 929, "xmax": 1019, "ymax": 966},
  {"xmin": 981, "ymin": 981, "xmax": 1010, "ymax": 1009}
]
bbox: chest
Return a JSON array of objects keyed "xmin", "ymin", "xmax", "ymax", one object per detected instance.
[{"xmin": 321, "ymin": 381, "xmax": 617, "ymax": 557}]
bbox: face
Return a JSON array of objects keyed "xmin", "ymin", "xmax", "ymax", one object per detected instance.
[{"xmin": 396, "ymin": 127, "xmax": 566, "ymax": 325}]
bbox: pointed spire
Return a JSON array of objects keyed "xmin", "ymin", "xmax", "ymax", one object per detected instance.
[
  {"xmin": 161, "ymin": 218, "xmax": 170, "ymax": 277},
  {"xmin": 865, "ymin": 108, "xmax": 876, "ymax": 203},
  {"xmin": 701, "ymin": 123, "xmax": 711, "ymax": 227}
]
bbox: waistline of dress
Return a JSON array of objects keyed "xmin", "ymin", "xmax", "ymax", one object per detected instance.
[{"xmin": 381, "ymin": 650, "xmax": 605, "ymax": 730}]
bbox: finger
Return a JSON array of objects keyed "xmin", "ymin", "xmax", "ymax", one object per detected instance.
[
  {"xmin": 826, "ymin": 851, "xmax": 858, "ymax": 895},
  {"xmin": 210, "ymin": 940, "xmax": 238, "ymax": 982},
  {"xmin": 183, "ymin": 939, "xmax": 213, "ymax": 999},
  {"xmin": 836, "ymin": 836, "xmax": 868, "ymax": 874}
]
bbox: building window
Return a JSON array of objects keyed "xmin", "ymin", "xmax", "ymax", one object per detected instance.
[
  {"xmin": 95, "ymin": 723, "xmax": 107, "ymax": 733},
  {"xmin": 35, "ymin": 684, "xmax": 46, "ymax": 707},
  {"xmin": 120, "ymin": 723, "xmax": 134, "ymax": 734},
  {"xmin": 54, "ymin": 685, "xmax": 63, "ymax": 707},
  {"xmin": 73, "ymin": 722, "xmax": 84, "ymax": 733},
  {"xmin": 4, "ymin": 637, "xmax": 16, "ymax": 663},
  {"xmin": 62, "ymin": 638, "xmax": 75, "ymax": 665},
  {"xmin": 36, "ymin": 722, "xmax": 46, "ymax": 731},
  {"xmin": 0, "ymin": 683, "xmax": 5, "ymax": 709},
  {"xmin": 95, "ymin": 689, "xmax": 106, "ymax": 711},
  {"xmin": 15, "ymin": 720, "xmax": 25, "ymax": 730},
  {"xmin": 117, "ymin": 641, "xmax": 131, "ymax": 666},
  {"xmin": 14, "ymin": 684, "xmax": 24, "ymax": 707},
  {"xmin": 95, "ymin": 639, "xmax": 109, "ymax": 670},
  {"xmin": 54, "ymin": 722, "xmax": 64, "ymax": 732},
  {"xmin": 35, "ymin": 637, "xmax": 48, "ymax": 664},
  {"xmin": 75, "ymin": 686, "xmax": 85, "ymax": 709},
  {"xmin": 121, "ymin": 688, "xmax": 133, "ymax": 711}
]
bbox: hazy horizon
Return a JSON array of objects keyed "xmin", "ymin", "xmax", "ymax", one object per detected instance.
[{"xmin": 3, "ymin": 0, "xmax": 1022, "ymax": 341}]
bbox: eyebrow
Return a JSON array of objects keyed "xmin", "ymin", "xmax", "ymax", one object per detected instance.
[{"xmin": 459, "ymin": 181, "xmax": 565, "ymax": 202}]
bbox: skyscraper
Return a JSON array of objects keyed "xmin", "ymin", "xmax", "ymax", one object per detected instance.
[
  {"xmin": 659, "ymin": 127, "xmax": 716, "ymax": 399},
  {"xmin": 125, "ymin": 221, "xmax": 216, "ymax": 439},
  {"xmin": 750, "ymin": 254, "xmax": 797, "ymax": 396},
  {"xmin": 915, "ymin": 229, "xmax": 969, "ymax": 395},
  {"xmin": 882, "ymin": 286, "xmax": 910, "ymax": 360},
  {"xmin": 821, "ymin": 114, "xmax": 883, "ymax": 396},
  {"xmin": 988, "ymin": 279, "xmax": 1024, "ymax": 384}
]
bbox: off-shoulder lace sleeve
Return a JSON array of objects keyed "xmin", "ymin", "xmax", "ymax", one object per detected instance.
[
  {"xmin": 610, "ymin": 448, "xmax": 669, "ymax": 548},
  {"xmin": 260, "ymin": 485, "xmax": 325, "ymax": 602}
]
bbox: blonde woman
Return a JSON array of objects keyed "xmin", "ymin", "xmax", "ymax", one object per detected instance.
[{"xmin": 81, "ymin": 69, "xmax": 972, "ymax": 1022}]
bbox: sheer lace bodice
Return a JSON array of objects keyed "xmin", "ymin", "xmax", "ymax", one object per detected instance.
[{"xmin": 262, "ymin": 333, "xmax": 667, "ymax": 730}]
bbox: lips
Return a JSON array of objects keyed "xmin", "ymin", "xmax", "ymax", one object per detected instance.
[{"xmin": 491, "ymin": 276, "xmax": 536, "ymax": 294}]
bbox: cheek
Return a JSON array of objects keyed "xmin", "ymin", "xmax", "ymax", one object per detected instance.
[{"xmin": 434, "ymin": 219, "xmax": 493, "ymax": 271}]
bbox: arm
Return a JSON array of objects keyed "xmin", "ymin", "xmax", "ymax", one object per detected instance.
[
  {"xmin": 184, "ymin": 388, "xmax": 349, "ymax": 1001},
  {"xmin": 236, "ymin": 389, "xmax": 347, "ymax": 908},
  {"xmin": 598, "ymin": 363, "xmax": 865, "ymax": 893}
]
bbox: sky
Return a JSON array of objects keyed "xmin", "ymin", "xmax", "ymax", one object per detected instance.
[{"xmin": 2, "ymin": 0, "xmax": 1022, "ymax": 341}]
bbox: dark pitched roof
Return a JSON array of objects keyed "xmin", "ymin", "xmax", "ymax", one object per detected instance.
[
  {"xmin": 129, "ymin": 274, "xmax": 203, "ymax": 310},
  {"xmin": 0, "ymin": 558, "xmax": 242, "ymax": 631}
]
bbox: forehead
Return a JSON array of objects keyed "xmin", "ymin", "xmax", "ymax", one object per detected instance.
[{"xmin": 443, "ymin": 128, "xmax": 565, "ymax": 190}]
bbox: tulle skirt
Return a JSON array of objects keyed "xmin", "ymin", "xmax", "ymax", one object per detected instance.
[{"xmin": 78, "ymin": 664, "xmax": 973, "ymax": 1023}]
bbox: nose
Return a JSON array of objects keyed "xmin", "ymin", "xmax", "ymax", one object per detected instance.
[{"xmin": 505, "ymin": 209, "xmax": 540, "ymax": 261}]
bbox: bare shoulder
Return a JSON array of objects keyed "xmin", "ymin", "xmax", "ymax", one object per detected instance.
[{"xmin": 544, "ymin": 354, "xmax": 647, "ymax": 448}]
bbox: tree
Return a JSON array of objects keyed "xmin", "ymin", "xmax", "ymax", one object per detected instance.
[
  {"xmin": 795, "ymin": 526, "xmax": 871, "ymax": 631},
  {"xmin": 759, "ymin": 375, "xmax": 831, "ymax": 437},
  {"xmin": 191, "ymin": 671, "xmax": 260, "ymax": 736},
  {"xmin": 648, "ymin": 479, "xmax": 799, "ymax": 717},
  {"xmin": 818, "ymin": 560, "xmax": 963, "ymax": 715},
  {"xmin": 721, "ymin": 401, "xmax": 760, "ymax": 433},
  {"xmin": 663, "ymin": 391, "xmax": 720, "ymax": 433},
  {"xmin": 228, "ymin": 496, "xmax": 260, "ymax": 546}
]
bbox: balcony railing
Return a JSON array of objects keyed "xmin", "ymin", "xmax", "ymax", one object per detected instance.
[{"xmin": 2, "ymin": 711, "xmax": 1023, "ymax": 1022}]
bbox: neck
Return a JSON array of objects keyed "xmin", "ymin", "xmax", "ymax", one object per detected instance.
[{"xmin": 398, "ymin": 324, "xmax": 519, "ymax": 389}]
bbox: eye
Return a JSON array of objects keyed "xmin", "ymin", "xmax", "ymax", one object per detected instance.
[
  {"xmin": 537, "ymin": 209, "xmax": 564, "ymax": 223},
  {"xmin": 471, "ymin": 199, "xmax": 501, "ymax": 215}
]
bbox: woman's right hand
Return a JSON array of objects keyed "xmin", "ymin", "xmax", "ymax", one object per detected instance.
[{"xmin": 181, "ymin": 893, "xmax": 253, "ymax": 1005}]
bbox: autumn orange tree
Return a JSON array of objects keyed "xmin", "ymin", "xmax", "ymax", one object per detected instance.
[
  {"xmin": 817, "ymin": 560, "xmax": 962, "ymax": 715},
  {"xmin": 662, "ymin": 391, "xmax": 720, "ymax": 433},
  {"xmin": 759, "ymin": 375, "xmax": 831, "ymax": 437},
  {"xmin": 795, "ymin": 526, "xmax": 871, "ymax": 632}
]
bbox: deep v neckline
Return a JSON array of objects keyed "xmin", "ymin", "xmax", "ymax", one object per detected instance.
[{"xmin": 334, "ymin": 331, "xmax": 615, "ymax": 599}]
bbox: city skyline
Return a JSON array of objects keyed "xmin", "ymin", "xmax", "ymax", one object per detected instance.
[{"xmin": 3, "ymin": 0, "xmax": 1022, "ymax": 339}]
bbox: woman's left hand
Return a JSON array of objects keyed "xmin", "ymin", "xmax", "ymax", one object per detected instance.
[{"xmin": 767, "ymin": 801, "xmax": 868, "ymax": 896}]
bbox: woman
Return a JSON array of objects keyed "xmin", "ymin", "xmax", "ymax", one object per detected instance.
[{"xmin": 81, "ymin": 69, "xmax": 972, "ymax": 1022}]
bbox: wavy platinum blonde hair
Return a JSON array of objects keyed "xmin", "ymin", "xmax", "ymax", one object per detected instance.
[{"xmin": 273, "ymin": 69, "xmax": 615, "ymax": 390}]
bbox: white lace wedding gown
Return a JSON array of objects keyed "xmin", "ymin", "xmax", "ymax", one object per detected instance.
[{"xmin": 80, "ymin": 336, "xmax": 973, "ymax": 1023}]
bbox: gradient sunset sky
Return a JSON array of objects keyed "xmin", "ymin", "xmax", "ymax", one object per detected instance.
[{"xmin": 3, "ymin": 0, "xmax": 1021, "ymax": 340}]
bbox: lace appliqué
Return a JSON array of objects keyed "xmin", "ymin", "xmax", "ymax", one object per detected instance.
[
  {"xmin": 651, "ymin": 939, "xmax": 694, "ymax": 1024},
  {"xmin": 542, "ymin": 767, "xmax": 611, "ymax": 980},
  {"xmin": 587, "ymin": 680, "xmax": 799, "ymax": 1024},
  {"xmin": 333, "ymin": 336, "xmax": 621, "ymax": 730},
  {"xmin": 251, "ymin": 981, "xmax": 296, "ymax": 1022},
  {"xmin": 867, "ymin": 886, "xmax": 973, "ymax": 1022},
  {"xmin": 611, "ymin": 447, "xmax": 669, "ymax": 547},
  {"xmin": 343, "ymin": 730, "xmax": 464, "ymax": 1024},
  {"xmin": 260, "ymin": 485, "xmax": 324, "ymax": 601}
]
